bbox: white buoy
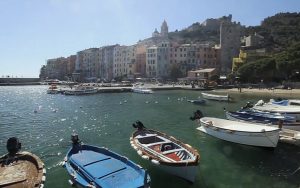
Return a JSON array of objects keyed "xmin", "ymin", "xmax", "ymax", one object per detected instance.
[
  {"xmin": 151, "ymin": 159, "xmax": 160, "ymax": 165},
  {"xmin": 137, "ymin": 150, "xmax": 143, "ymax": 156},
  {"xmin": 142, "ymin": 155, "xmax": 149, "ymax": 160}
]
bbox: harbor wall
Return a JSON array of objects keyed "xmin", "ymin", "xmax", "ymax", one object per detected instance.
[{"xmin": 0, "ymin": 78, "xmax": 40, "ymax": 85}]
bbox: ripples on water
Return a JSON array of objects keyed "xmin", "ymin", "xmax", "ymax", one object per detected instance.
[{"xmin": 0, "ymin": 86, "xmax": 300, "ymax": 187}]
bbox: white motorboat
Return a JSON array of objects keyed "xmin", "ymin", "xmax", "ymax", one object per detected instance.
[
  {"xmin": 269, "ymin": 99, "xmax": 300, "ymax": 106},
  {"xmin": 253, "ymin": 101, "xmax": 300, "ymax": 121},
  {"xmin": 130, "ymin": 121, "xmax": 200, "ymax": 182},
  {"xmin": 225, "ymin": 110, "xmax": 300, "ymax": 131},
  {"xmin": 64, "ymin": 86, "xmax": 98, "ymax": 95},
  {"xmin": 132, "ymin": 86, "xmax": 154, "ymax": 94},
  {"xmin": 198, "ymin": 117, "xmax": 280, "ymax": 147},
  {"xmin": 201, "ymin": 92, "xmax": 229, "ymax": 101},
  {"xmin": 47, "ymin": 84, "xmax": 60, "ymax": 94}
]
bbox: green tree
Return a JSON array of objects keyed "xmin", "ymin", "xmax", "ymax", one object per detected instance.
[{"xmin": 169, "ymin": 64, "xmax": 183, "ymax": 81}]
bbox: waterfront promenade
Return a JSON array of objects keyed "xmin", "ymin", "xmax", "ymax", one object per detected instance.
[{"xmin": 214, "ymin": 88, "xmax": 300, "ymax": 97}]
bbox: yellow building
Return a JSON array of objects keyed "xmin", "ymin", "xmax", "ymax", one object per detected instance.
[{"xmin": 232, "ymin": 48, "xmax": 266, "ymax": 72}]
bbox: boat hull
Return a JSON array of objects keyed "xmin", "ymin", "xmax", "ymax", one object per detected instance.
[
  {"xmin": 47, "ymin": 89, "xmax": 59, "ymax": 94},
  {"xmin": 132, "ymin": 88, "xmax": 153, "ymax": 94},
  {"xmin": 156, "ymin": 163, "xmax": 197, "ymax": 182},
  {"xmin": 201, "ymin": 93, "xmax": 228, "ymax": 101},
  {"xmin": 64, "ymin": 89, "xmax": 97, "ymax": 95},
  {"xmin": 199, "ymin": 120, "xmax": 279, "ymax": 147}
]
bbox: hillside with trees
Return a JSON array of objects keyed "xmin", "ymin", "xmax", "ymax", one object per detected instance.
[
  {"xmin": 237, "ymin": 42, "xmax": 300, "ymax": 83},
  {"xmin": 168, "ymin": 23, "xmax": 220, "ymax": 44},
  {"xmin": 245, "ymin": 12, "xmax": 300, "ymax": 52}
]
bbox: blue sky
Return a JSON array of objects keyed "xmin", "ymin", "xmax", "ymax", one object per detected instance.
[{"xmin": 0, "ymin": 0, "xmax": 299, "ymax": 78}]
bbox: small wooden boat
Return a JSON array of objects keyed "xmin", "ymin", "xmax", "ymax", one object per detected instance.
[
  {"xmin": 64, "ymin": 134, "xmax": 150, "ymax": 188},
  {"xmin": 130, "ymin": 121, "xmax": 200, "ymax": 182},
  {"xmin": 187, "ymin": 99, "xmax": 206, "ymax": 105},
  {"xmin": 198, "ymin": 117, "xmax": 280, "ymax": 147},
  {"xmin": 0, "ymin": 137, "xmax": 46, "ymax": 188},
  {"xmin": 201, "ymin": 92, "xmax": 229, "ymax": 101},
  {"xmin": 46, "ymin": 84, "xmax": 59, "ymax": 94}
]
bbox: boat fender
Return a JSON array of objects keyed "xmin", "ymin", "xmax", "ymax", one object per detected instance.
[
  {"xmin": 87, "ymin": 183, "xmax": 96, "ymax": 188},
  {"xmin": 40, "ymin": 184, "xmax": 44, "ymax": 188},
  {"xmin": 130, "ymin": 141, "xmax": 133, "ymax": 145},
  {"xmin": 151, "ymin": 159, "xmax": 160, "ymax": 165},
  {"xmin": 68, "ymin": 179, "xmax": 74, "ymax": 186},
  {"xmin": 142, "ymin": 155, "xmax": 149, "ymax": 160},
  {"xmin": 137, "ymin": 150, "xmax": 143, "ymax": 156},
  {"xmin": 42, "ymin": 175, "xmax": 46, "ymax": 182},
  {"xmin": 261, "ymin": 129, "xmax": 266, "ymax": 132}
]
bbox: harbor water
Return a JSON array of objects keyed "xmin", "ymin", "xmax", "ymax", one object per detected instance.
[{"xmin": 0, "ymin": 85, "xmax": 300, "ymax": 188}]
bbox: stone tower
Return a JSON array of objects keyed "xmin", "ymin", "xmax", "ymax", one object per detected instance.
[
  {"xmin": 160, "ymin": 20, "xmax": 168, "ymax": 37},
  {"xmin": 219, "ymin": 19, "xmax": 241, "ymax": 73}
]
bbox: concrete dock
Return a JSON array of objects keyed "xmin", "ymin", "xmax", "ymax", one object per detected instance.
[{"xmin": 279, "ymin": 128, "xmax": 300, "ymax": 146}]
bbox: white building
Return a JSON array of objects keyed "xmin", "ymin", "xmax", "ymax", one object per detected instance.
[
  {"xmin": 146, "ymin": 42, "xmax": 170, "ymax": 78},
  {"xmin": 113, "ymin": 45, "xmax": 136, "ymax": 79}
]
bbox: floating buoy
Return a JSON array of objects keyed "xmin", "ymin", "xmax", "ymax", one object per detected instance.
[
  {"xmin": 151, "ymin": 159, "xmax": 160, "ymax": 165},
  {"xmin": 137, "ymin": 150, "xmax": 143, "ymax": 156},
  {"xmin": 68, "ymin": 179, "xmax": 74, "ymax": 186}
]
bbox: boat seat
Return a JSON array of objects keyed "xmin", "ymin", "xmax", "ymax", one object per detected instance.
[
  {"xmin": 0, "ymin": 178, "xmax": 27, "ymax": 186},
  {"xmin": 135, "ymin": 134, "xmax": 157, "ymax": 139},
  {"xmin": 70, "ymin": 151, "xmax": 111, "ymax": 167},
  {"xmin": 145, "ymin": 141, "xmax": 171, "ymax": 147},
  {"xmin": 83, "ymin": 158, "xmax": 111, "ymax": 167},
  {"xmin": 162, "ymin": 148, "xmax": 185, "ymax": 155}
]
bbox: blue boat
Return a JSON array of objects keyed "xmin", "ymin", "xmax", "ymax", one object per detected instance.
[
  {"xmin": 226, "ymin": 108, "xmax": 296, "ymax": 123},
  {"xmin": 64, "ymin": 134, "xmax": 150, "ymax": 188}
]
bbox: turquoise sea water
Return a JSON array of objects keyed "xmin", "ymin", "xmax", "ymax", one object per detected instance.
[{"xmin": 0, "ymin": 86, "xmax": 300, "ymax": 188}]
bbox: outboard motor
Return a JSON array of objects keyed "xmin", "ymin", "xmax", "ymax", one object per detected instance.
[
  {"xmin": 71, "ymin": 133, "xmax": 80, "ymax": 145},
  {"xmin": 190, "ymin": 110, "xmax": 203, "ymax": 121},
  {"xmin": 132, "ymin": 121, "xmax": 146, "ymax": 130},
  {"xmin": 6, "ymin": 137, "xmax": 21, "ymax": 156}
]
